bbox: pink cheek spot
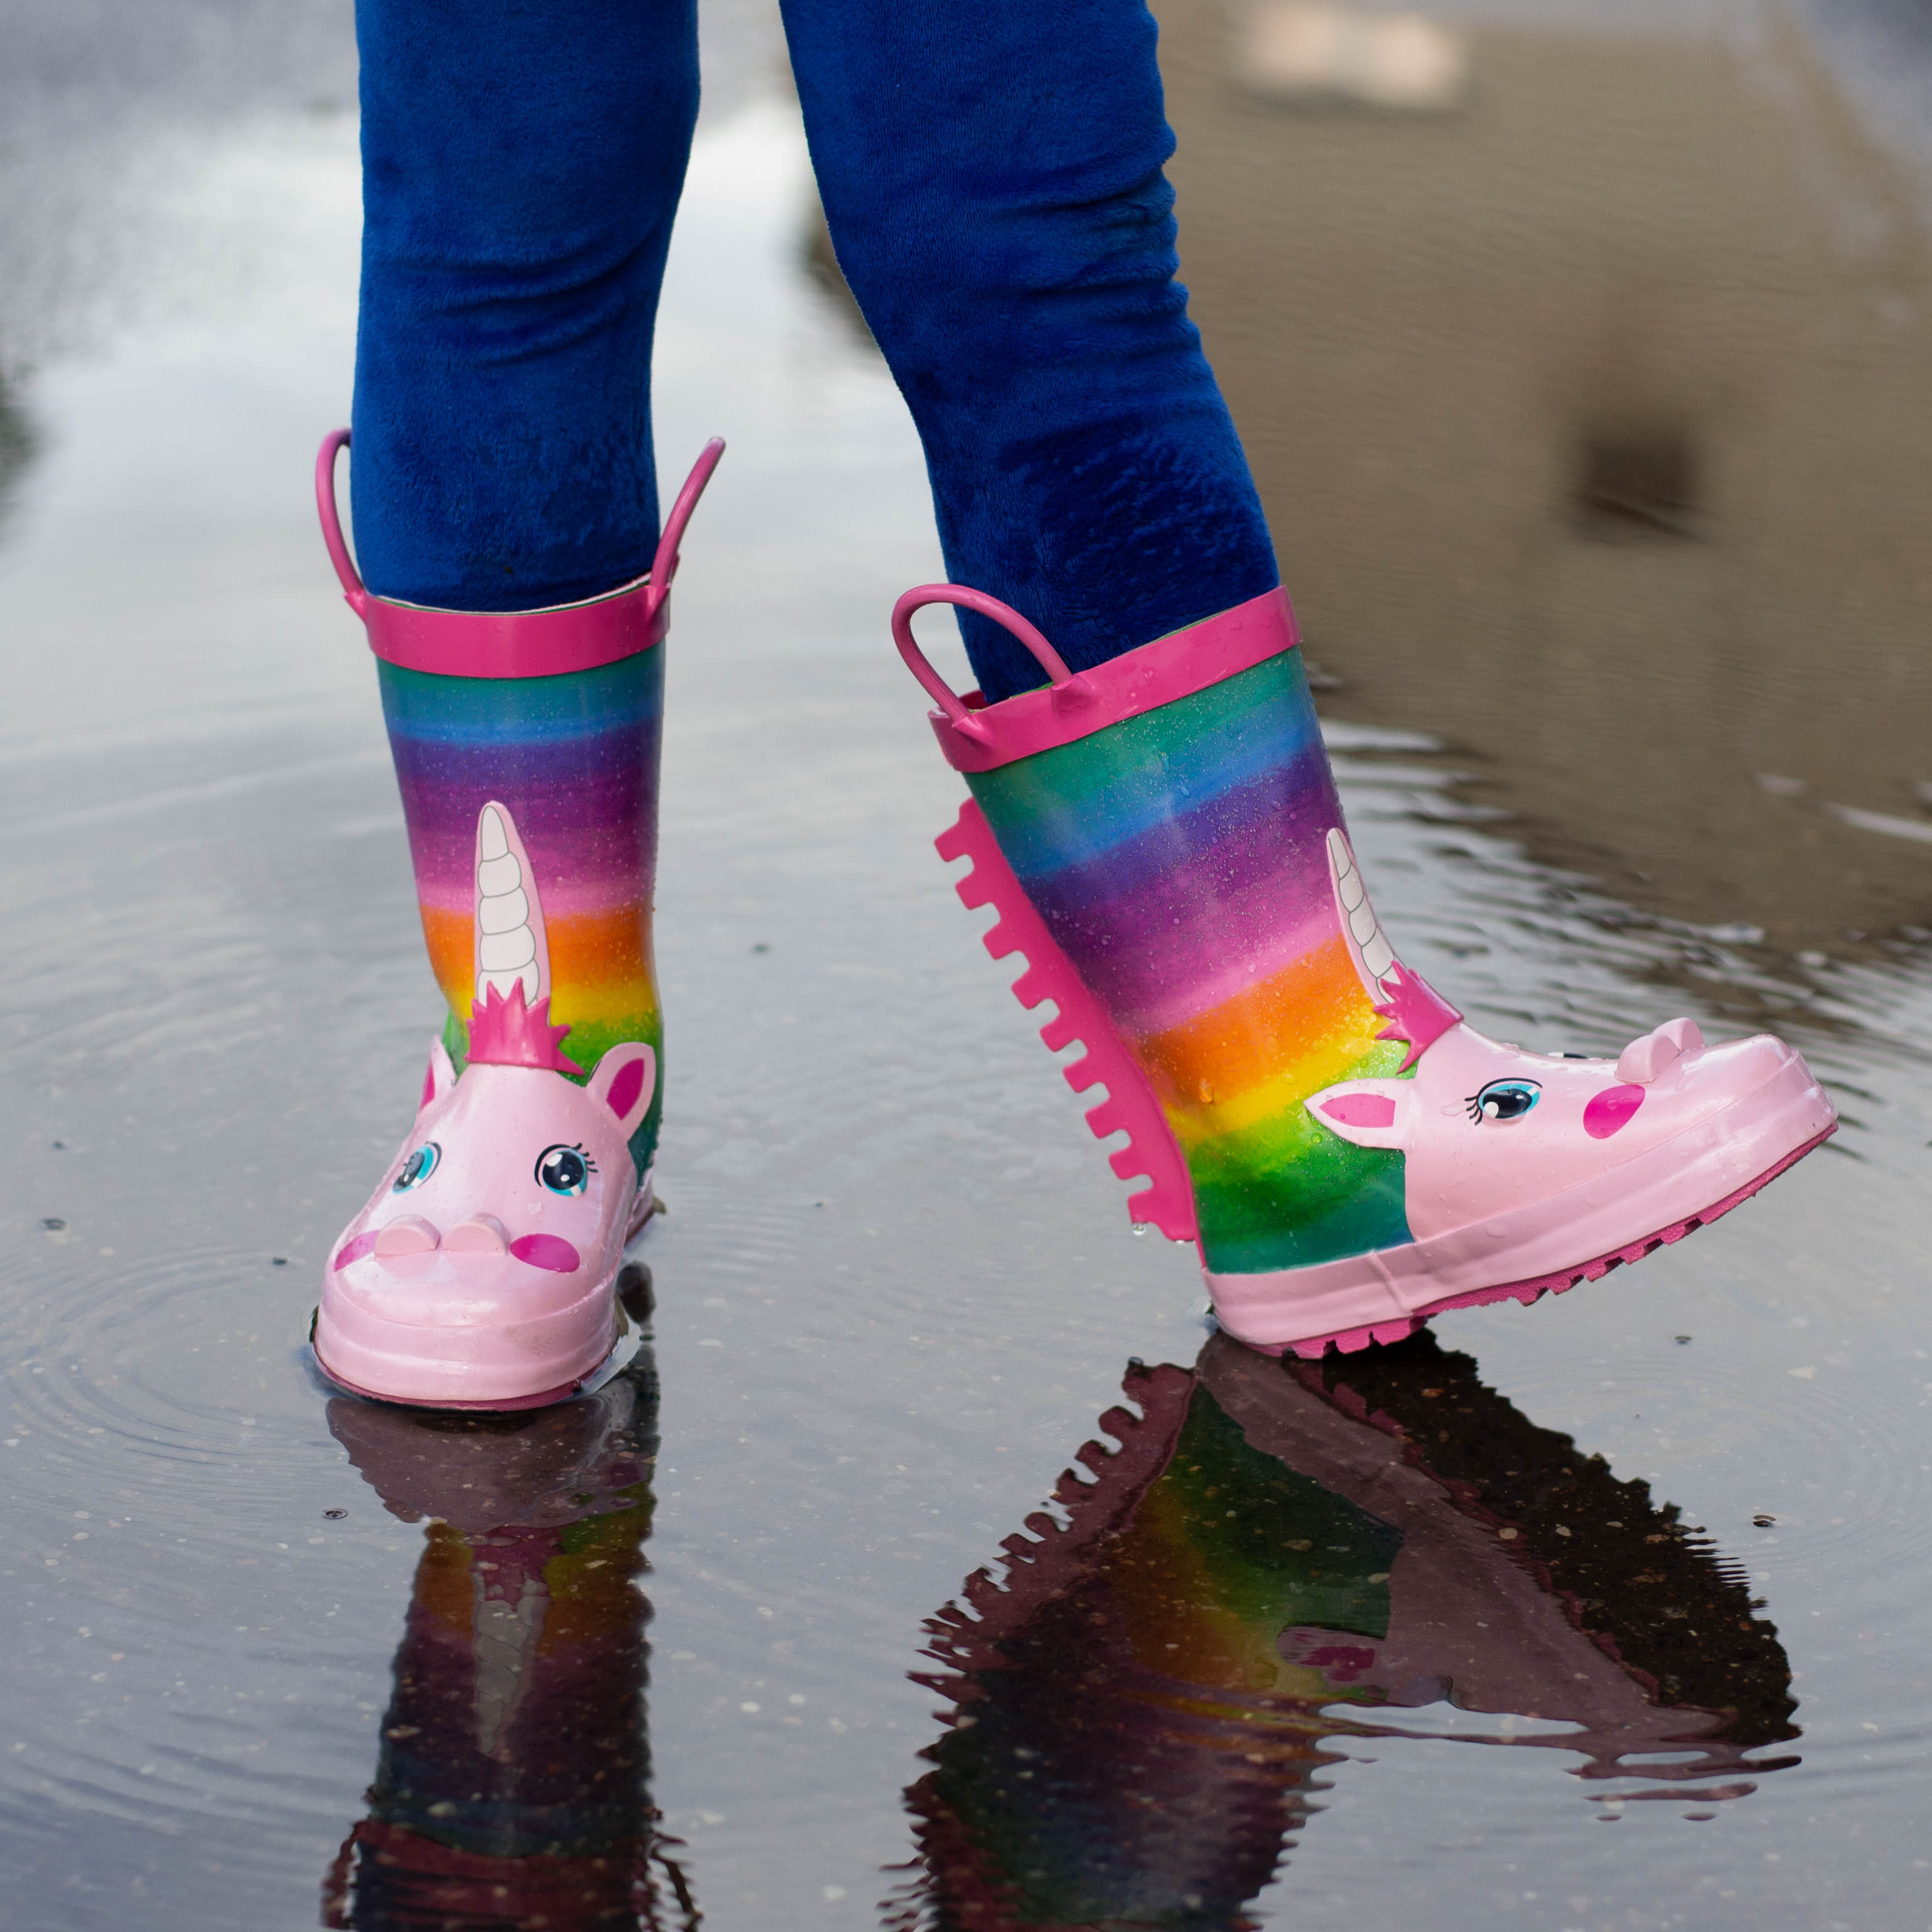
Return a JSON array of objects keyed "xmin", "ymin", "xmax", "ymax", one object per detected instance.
[
  {"xmin": 420, "ymin": 1060, "xmax": 437, "ymax": 1110},
  {"xmin": 1321, "ymin": 1094, "xmax": 1397, "ymax": 1129},
  {"xmin": 332, "ymin": 1231, "xmax": 380, "ymax": 1272},
  {"xmin": 509, "ymin": 1233, "xmax": 582, "ymax": 1274},
  {"xmin": 1584, "ymin": 1084, "xmax": 1646, "ymax": 1140},
  {"xmin": 604, "ymin": 1055, "xmax": 647, "ymax": 1122}
]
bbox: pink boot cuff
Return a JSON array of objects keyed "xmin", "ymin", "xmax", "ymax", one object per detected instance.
[
  {"xmin": 892, "ymin": 583, "xmax": 1298, "ymax": 773},
  {"xmin": 316, "ymin": 431, "xmax": 723, "ymax": 679}
]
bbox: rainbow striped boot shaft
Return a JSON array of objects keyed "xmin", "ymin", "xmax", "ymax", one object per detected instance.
[
  {"xmin": 318, "ymin": 434, "xmax": 721, "ymax": 1179},
  {"xmin": 375, "ymin": 652, "xmax": 667, "ymax": 1175},
  {"xmin": 897, "ymin": 584, "xmax": 1835, "ymax": 1358}
]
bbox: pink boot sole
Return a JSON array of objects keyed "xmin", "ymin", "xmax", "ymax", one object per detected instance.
[
  {"xmin": 313, "ymin": 1352, "xmax": 597, "ymax": 1414},
  {"xmin": 1249, "ymin": 1124, "xmax": 1835, "ymax": 1360}
]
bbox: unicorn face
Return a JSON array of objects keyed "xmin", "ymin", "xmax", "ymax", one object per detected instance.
[
  {"xmin": 1304, "ymin": 831, "xmax": 1797, "ymax": 1247},
  {"xmin": 333, "ymin": 1039, "xmax": 655, "ymax": 1287},
  {"xmin": 317, "ymin": 1039, "xmax": 657, "ymax": 1404},
  {"xmin": 314, "ymin": 799, "xmax": 658, "ymax": 1407},
  {"xmin": 1306, "ymin": 1013, "xmax": 1796, "ymax": 1243}
]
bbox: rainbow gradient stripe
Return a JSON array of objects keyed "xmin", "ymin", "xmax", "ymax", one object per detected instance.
[
  {"xmin": 965, "ymin": 651, "xmax": 1410, "ymax": 1272},
  {"xmin": 1119, "ymin": 1387, "xmax": 1401, "ymax": 1672},
  {"xmin": 377, "ymin": 652, "xmax": 664, "ymax": 1171},
  {"xmin": 373, "ymin": 1504, "xmax": 654, "ymax": 1856},
  {"xmin": 909, "ymin": 1378, "xmax": 1401, "ymax": 1925}
]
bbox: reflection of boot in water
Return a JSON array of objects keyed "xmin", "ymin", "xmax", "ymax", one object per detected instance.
[
  {"xmin": 320, "ymin": 1352, "xmax": 698, "ymax": 1931},
  {"xmin": 892, "ymin": 1361, "xmax": 1362, "ymax": 1930},
  {"xmin": 892, "ymin": 1339, "xmax": 1796, "ymax": 1927},
  {"xmin": 1199, "ymin": 1331, "xmax": 1799, "ymax": 1787}
]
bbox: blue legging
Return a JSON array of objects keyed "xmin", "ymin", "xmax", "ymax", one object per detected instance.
[{"xmin": 352, "ymin": 0, "xmax": 1277, "ymax": 703}]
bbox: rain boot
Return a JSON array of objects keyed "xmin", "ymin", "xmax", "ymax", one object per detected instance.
[
  {"xmin": 309, "ymin": 431, "xmax": 720, "ymax": 1409},
  {"xmin": 894, "ymin": 582, "xmax": 1836, "ymax": 1358}
]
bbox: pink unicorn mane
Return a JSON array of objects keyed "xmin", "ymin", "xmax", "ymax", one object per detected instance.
[
  {"xmin": 467, "ymin": 980, "xmax": 584, "ymax": 1076},
  {"xmin": 1372, "ymin": 962, "xmax": 1463, "ymax": 1073}
]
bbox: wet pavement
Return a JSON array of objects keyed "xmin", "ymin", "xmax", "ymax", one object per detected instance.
[{"xmin": 1, "ymin": 3, "xmax": 1929, "ymax": 1928}]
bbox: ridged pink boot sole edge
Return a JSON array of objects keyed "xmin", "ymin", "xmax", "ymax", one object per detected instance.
[{"xmin": 1235, "ymin": 1123, "xmax": 1836, "ymax": 1360}]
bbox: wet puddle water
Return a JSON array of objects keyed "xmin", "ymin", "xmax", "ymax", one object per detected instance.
[{"xmin": 1, "ymin": 4, "xmax": 1929, "ymax": 1928}]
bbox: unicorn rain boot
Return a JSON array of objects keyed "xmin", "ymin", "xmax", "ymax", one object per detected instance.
[
  {"xmin": 309, "ymin": 433, "xmax": 721, "ymax": 1407},
  {"xmin": 896, "ymin": 583, "xmax": 1836, "ymax": 1358}
]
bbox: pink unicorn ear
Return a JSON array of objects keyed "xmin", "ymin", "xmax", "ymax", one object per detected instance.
[
  {"xmin": 588, "ymin": 1043, "xmax": 657, "ymax": 1138},
  {"xmin": 1306, "ymin": 1079, "xmax": 1413, "ymax": 1148},
  {"xmin": 420, "ymin": 1038, "xmax": 457, "ymax": 1112}
]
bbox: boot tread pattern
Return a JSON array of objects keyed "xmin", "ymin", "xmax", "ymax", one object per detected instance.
[{"xmin": 936, "ymin": 802, "xmax": 1199, "ymax": 1244}]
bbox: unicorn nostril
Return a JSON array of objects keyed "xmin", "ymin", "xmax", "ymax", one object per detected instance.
[
  {"xmin": 444, "ymin": 1214, "xmax": 510, "ymax": 1255},
  {"xmin": 373, "ymin": 1215, "xmax": 440, "ymax": 1257}
]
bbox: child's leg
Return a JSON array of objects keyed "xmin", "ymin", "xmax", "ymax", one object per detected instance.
[
  {"xmin": 779, "ymin": 0, "xmax": 1276, "ymax": 703},
  {"xmin": 353, "ymin": 0, "xmax": 698, "ymax": 609},
  {"xmin": 315, "ymin": 0, "xmax": 706, "ymax": 1410},
  {"xmin": 789, "ymin": 0, "xmax": 1835, "ymax": 1355}
]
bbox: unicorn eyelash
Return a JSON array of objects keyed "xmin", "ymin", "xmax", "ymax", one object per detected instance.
[
  {"xmin": 1468, "ymin": 1078, "xmax": 1541, "ymax": 1124},
  {"xmin": 535, "ymin": 1142, "xmax": 597, "ymax": 1196}
]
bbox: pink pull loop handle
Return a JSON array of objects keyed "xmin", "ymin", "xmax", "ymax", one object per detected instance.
[
  {"xmin": 314, "ymin": 428, "xmax": 726, "ymax": 619},
  {"xmin": 645, "ymin": 436, "xmax": 726, "ymax": 621},
  {"xmin": 891, "ymin": 584, "xmax": 1097, "ymax": 735},
  {"xmin": 315, "ymin": 427, "xmax": 366, "ymax": 613}
]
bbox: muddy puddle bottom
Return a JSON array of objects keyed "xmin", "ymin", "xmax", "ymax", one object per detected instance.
[{"xmin": 1, "ymin": 4, "xmax": 1929, "ymax": 1928}]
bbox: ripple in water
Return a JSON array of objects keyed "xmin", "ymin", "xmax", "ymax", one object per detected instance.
[
  {"xmin": 1493, "ymin": 1346, "xmax": 1932, "ymax": 1582},
  {"xmin": 0, "ymin": 1241, "xmax": 338, "ymax": 1545}
]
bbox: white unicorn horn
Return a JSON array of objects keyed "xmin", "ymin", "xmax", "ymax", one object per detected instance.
[
  {"xmin": 474, "ymin": 801, "xmax": 550, "ymax": 1005},
  {"xmin": 1327, "ymin": 827, "xmax": 1399, "ymax": 994}
]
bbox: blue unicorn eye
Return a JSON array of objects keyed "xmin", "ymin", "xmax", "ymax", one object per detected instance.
[
  {"xmin": 535, "ymin": 1144, "xmax": 594, "ymax": 1196},
  {"xmin": 1468, "ymin": 1079, "xmax": 1541, "ymax": 1124},
  {"xmin": 393, "ymin": 1142, "xmax": 440, "ymax": 1191}
]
